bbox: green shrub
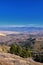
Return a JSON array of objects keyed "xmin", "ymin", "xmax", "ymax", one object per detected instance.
[
  {"xmin": 21, "ymin": 46, "xmax": 31, "ymax": 58},
  {"xmin": 16, "ymin": 45, "xmax": 23, "ymax": 56},
  {"xmin": 10, "ymin": 44, "xmax": 31, "ymax": 58},
  {"xmin": 10, "ymin": 44, "xmax": 17, "ymax": 54}
]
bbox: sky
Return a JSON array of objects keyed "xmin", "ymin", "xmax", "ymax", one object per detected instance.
[{"xmin": 0, "ymin": 0, "xmax": 43, "ymax": 27}]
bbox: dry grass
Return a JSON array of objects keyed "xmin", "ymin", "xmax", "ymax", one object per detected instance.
[{"xmin": 0, "ymin": 53, "xmax": 43, "ymax": 65}]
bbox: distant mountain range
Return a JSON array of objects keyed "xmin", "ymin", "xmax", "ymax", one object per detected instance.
[{"xmin": 0, "ymin": 27, "xmax": 43, "ymax": 33}]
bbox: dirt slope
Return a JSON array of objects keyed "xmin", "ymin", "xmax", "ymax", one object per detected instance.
[{"xmin": 0, "ymin": 53, "xmax": 43, "ymax": 65}]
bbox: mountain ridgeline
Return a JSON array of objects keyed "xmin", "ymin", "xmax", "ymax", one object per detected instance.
[{"xmin": 0, "ymin": 27, "xmax": 43, "ymax": 33}]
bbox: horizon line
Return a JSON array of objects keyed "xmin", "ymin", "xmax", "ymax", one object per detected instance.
[{"xmin": 0, "ymin": 24, "xmax": 43, "ymax": 27}]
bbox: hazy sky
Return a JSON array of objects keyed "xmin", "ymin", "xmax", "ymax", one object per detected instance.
[{"xmin": 0, "ymin": 0, "xmax": 43, "ymax": 26}]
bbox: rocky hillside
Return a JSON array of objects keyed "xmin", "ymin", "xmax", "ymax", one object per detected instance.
[{"xmin": 0, "ymin": 53, "xmax": 43, "ymax": 65}]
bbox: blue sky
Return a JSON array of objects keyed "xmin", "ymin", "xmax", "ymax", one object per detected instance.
[{"xmin": 0, "ymin": 0, "xmax": 43, "ymax": 26}]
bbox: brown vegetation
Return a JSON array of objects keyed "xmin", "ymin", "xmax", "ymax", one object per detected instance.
[{"xmin": 0, "ymin": 53, "xmax": 43, "ymax": 65}]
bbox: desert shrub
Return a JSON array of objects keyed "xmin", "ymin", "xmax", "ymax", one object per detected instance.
[
  {"xmin": 16, "ymin": 45, "xmax": 23, "ymax": 56},
  {"xmin": 10, "ymin": 44, "xmax": 17, "ymax": 54},
  {"xmin": 26, "ymin": 46, "xmax": 31, "ymax": 57},
  {"xmin": 10, "ymin": 44, "xmax": 31, "ymax": 58},
  {"xmin": 21, "ymin": 46, "xmax": 31, "ymax": 58}
]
